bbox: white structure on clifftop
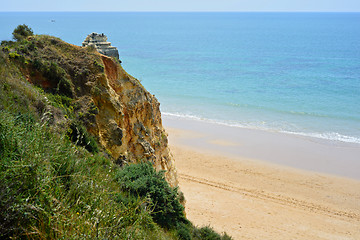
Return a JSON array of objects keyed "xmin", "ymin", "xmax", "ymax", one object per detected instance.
[{"xmin": 82, "ymin": 32, "xmax": 120, "ymax": 60}]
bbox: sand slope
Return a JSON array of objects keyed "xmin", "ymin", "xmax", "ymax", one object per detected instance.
[{"xmin": 168, "ymin": 130, "xmax": 360, "ymax": 240}]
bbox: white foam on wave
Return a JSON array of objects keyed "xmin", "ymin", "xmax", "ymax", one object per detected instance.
[
  {"xmin": 162, "ymin": 112, "xmax": 360, "ymax": 144},
  {"xmin": 282, "ymin": 131, "xmax": 360, "ymax": 144}
]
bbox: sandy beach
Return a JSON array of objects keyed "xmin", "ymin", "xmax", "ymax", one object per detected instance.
[{"xmin": 163, "ymin": 116, "xmax": 360, "ymax": 240}]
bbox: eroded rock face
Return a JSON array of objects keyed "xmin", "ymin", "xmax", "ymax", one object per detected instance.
[
  {"xmin": 89, "ymin": 55, "xmax": 178, "ymax": 186},
  {"xmin": 17, "ymin": 35, "xmax": 177, "ymax": 187}
]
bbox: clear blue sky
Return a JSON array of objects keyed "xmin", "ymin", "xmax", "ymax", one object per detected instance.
[{"xmin": 2, "ymin": 0, "xmax": 360, "ymax": 12}]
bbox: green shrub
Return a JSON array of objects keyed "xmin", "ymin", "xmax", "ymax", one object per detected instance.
[
  {"xmin": 220, "ymin": 232, "xmax": 233, "ymax": 240},
  {"xmin": 8, "ymin": 51, "xmax": 26, "ymax": 65},
  {"xmin": 44, "ymin": 62, "xmax": 73, "ymax": 97},
  {"xmin": 12, "ymin": 24, "xmax": 34, "ymax": 41},
  {"xmin": 8, "ymin": 51, "xmax": 20, "ymax": 59},
  {"xmin": 46, "ymin": 93, "xmax": 73, "ymax": 114},
  {"xmin": 115, "ymin": 162, "xmax": 188, "ymax": 229},
  {"xmin": 1, "ymin": 40, "xmax": 15, "ymax": 47},
  {"xmin": 1, "ymin": 46, "xmax": 10, "ymax": 52},
  {"xmin": 31, "ymin": 59, "xmax": 73, "ymax": 97},
  {"xmin": 176, "ymin": 222, "xmax": 192, "ymax": 240},
  {"xmin": 193, "ymin": 226, "xmax": 221, "ymax": 240},
  {"xmin": 192, "ymin": 226, "xmax": 233, "ymax": 240},
  {"xmin": 32, "ymin": 58, "xmax": 42, "ymax": 70}
]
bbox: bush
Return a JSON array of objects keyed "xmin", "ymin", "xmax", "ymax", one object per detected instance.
[
  {"xmin": 12, "ymin": 24, "xmax": 33, "ymax": 41},
  {"xmin": 8, "ymin": 51, "xmax": 25, "ymax": 64},
  {"xmin": 176, "ymin": 222, "xmax": 192, "ymax": 240},
  {"xmin": 1, "ymin": 46, "xmax": 10, "ymax": 52},
  {"xmin": 44, "ymin": 62, "xmax": 73, "ymax": 97},
  {"xmin": 47, "ymin": 93, "xmax": 73, "ymax": 108},
  {"xmin": 191, "ymin": 226, "xmax": 233, "ymax": 240},
  {"xmin": 193, "ymin": 226, "xmax": 222, "ymax": 240},
  {"xmin": 115, "ymin": 162, "xmax": 188, "ymax": 229},
  {"xmin": 1, "ymin": 40, "xmax": 15, "ymax": 47},
  {"xmin": 30, "ymin": 59, "xmax": 73, "ymax": 97}
]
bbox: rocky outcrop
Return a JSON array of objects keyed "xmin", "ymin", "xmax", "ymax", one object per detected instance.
[
  {"xmin": 82, "ymin": 33, "xmax": 120, "ymax": 59},
  {"xmin": 91, "ymin": 55, "xmax": 178, "ymax": 186},
  {"xmin": 13, "ymin": 35, "xmax": 178, "ymax": 187}
]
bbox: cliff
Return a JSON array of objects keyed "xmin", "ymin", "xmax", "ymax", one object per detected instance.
[
  {"xmin": 2, "ymin": 34, "xmax": 178, "ymax": 186},
  {"xmin": 1, "ymin": 27, "xmax": 232, "ymax": 239},
  {"xmin": 92, "ymin": 55, "xmax": 178, "ymax": 186}
]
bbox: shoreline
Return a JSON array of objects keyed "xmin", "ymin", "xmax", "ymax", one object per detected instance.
[
  {"xmin": 163, "ymin": 115, "xmax": 360, "ymax": 180},
  {"xmin": 162, "ymin": 113, "xmax": 360, "ymax": 145},
  {"xmin": 163, "ymin": 117, "xmax": 360, "ymax": 239}
]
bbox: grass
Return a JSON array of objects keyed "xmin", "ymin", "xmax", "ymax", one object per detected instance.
[
  {"xmin": 0, "ymin": 109, "xmax": 232, "ymax": 239},
  {"xmin": 0, "ymin": 110, "xmax": 172, "ymax": 239},
  {"xmin": 0, "ymin": 25, "xmax": 233, "ymax": 239}
]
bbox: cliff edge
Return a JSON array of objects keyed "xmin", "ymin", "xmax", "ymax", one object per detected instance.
[
  {"xmin": 94, "ymin": 55, "xmax": 178, "ymax": 186},
  {"xmin": 2, "ymin": 34, "xmax": 177, "ymax": 186}
]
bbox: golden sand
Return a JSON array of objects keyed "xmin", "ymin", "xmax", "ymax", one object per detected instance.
[{"xmin": 167, "ymin": 127, "xmax": 360, "ymax": 239}]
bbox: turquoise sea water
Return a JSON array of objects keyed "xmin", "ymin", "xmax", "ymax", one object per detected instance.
[{"xmin": 1, "ymin": 12, "xmax": 360, "ymax": 143}]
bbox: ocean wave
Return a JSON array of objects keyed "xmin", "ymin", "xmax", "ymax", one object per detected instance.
[
  {"xmin": 162, "ymin": 112, "xmax": 360, "ymax": 144},
  {"xmin": 225, "ymin": 102, "xmax": 334, "ymax": 119},
  {"xmin": 282, "ymin": 131, "xmax": 360, "ymax": 144}
]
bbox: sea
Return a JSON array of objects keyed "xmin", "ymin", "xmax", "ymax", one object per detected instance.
[{"xmin": 1, "ymin": 12, "xmax": 360, "ymax": 144}]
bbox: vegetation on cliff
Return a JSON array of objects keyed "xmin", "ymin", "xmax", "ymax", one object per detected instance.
[
  {"xmin": 0, "ymin": 25, "xmax": 232, "ymax": 239},
  {"xmin": 2, "ymin": 22, "xmax": 178, "ymax": 186}
]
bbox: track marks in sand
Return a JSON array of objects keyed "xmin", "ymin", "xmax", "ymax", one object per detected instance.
[{"xmin": 179, "ymin": 173, "xmax": 360, "ymax": 222}]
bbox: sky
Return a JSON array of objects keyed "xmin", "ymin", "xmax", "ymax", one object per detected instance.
[{"xmin": 1, "ymin": 0, "xmax": 360, "ymax": 12}]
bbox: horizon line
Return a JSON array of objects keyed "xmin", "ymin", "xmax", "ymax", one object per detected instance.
[{"xmin": 1, "ymin": 10, "xmax": 360, "ymax": 13}]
